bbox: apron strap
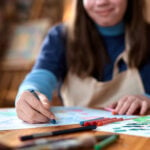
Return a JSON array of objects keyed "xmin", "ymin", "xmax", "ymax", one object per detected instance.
[
  {"xmin": 113, "ymin": 51, "xmax": 128, "ymax": 76},
  {"xmin": 112, "ymin": 31, "xmax": 130, "ymax": 78}
]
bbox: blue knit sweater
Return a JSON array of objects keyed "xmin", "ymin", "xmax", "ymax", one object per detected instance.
[{"xmin": 16, "ymin": 23, "xmax": 150, "ymax": 101}]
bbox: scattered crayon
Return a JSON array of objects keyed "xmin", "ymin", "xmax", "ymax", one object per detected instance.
[
  {"xmin": 104, "ymin": 107, "xmax": 118, "ymax": 115},
  {"xmin": 80, "ymin": 117, "xmax": 104, "ymax": 125},
  {"xmin": 82, "ymin": 118, "xmax": 123, "ymax": 127},
  {"xmin": 18, "ymin": 134, "xmax": 116, "ymax": 150},
  {"xmin": 94, "ymin": 134, "xmax": 119, "ymax": 150},
  {"xmin": 20, "ymin": 125, "xmax": 97, "ymax": 141},
  {"xmin": 83, "ymin": 118, "xmax": 110, "ymax": 126},
  {"xmin": 97, "ymin": 118, "xmax": 123, "ymax": 126}
]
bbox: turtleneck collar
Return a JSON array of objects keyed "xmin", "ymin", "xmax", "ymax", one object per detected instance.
[{"xmin": 96, "ymin": 21, "xmax": 125, "ymax": 36}]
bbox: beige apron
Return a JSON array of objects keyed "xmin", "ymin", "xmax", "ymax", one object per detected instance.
[{"xmin": 60, "ymin": 42, "xmax": 145, "ymax": 107}]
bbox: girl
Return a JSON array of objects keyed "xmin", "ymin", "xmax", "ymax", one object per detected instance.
[{"xmin": 16, "ymin": 0, "xmax": 150, "ymax": 123}]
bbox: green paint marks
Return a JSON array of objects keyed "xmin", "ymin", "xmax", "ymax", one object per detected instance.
[
  {"xmin": 114, "ymin": 129, "xmax": 127, "ymax": 132},
  {"xmin": 134, "ymin": 116, "xmax": 150, "ymax": 123},
  {"xmin": 113, "ymin": 127, "xmax": 121, "ymax": 129}
]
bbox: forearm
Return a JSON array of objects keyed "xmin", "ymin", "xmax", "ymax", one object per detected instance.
[{"xmin": 15, "ymin": 69, "xmax": 57, "ymax": 105}]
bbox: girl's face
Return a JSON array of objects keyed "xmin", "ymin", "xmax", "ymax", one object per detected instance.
[{"xmin": 83, "ymin": 0, "xmax": 127, "ymax": 26}]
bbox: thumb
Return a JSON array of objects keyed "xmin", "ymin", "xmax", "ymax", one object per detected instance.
[{"xmin": 37, "ymin": 92, "xmax": 51, "ymax": 110}]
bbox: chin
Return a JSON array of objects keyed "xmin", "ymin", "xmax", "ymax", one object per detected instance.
[{"xmin": 97, "ymin": 21, "xmax": 119, "ymax": 27}]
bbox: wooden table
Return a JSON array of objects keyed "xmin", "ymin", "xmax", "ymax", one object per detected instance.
[{"xmin": 0, "ymin": 124, "xmax": 150, "ymax": 150}]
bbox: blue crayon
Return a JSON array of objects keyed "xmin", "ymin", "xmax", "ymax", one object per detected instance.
[{"xmin": 80, "ymin": 117, "xmax": 104, "ymax": 125}]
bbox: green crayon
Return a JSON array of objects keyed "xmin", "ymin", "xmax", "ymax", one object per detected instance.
[{"xmin": 94, "ymin": 134, "xmax": 119, "ymax": 150}]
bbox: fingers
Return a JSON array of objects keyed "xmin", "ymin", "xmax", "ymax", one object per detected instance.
[
  {"xmin": 115, "ymin": 96, "xmax": 139, "ymax": 115},
  {"xmin": 17, "ymin": 101, "xmax": 49, "ymax": 124},
  {"xmin": 37, "ymin": 92, "xmax": 51, "ymax": 109},
  {"xmin": 115, "ymin": 97, "xmax": 128, "ymax": 114},
  {"xmin": 16, "ymin": 91, "xmax": 55, "ymax": 124},
  {"xmin": 126, "ymin": 100, "xmax": 140, "ymax": 115},
  {"xmin": 25, "ymin": 92, "xmax": 55, "ymax": 120},
  {"xmin": 115, "ymin": 95, "xmax": 150, "ymax": 115},
  {"xmin": 140, "ymin": 101, "xmax": 148, "ymax": 115},
  {"xmin": 36, "ymin": 92, "xmax": 56, "ymax": 120}
]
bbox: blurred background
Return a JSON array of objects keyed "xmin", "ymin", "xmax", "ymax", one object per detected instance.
[{"xmin": 0, "ymin": 0, "xmax": 149, "ymax": 108}]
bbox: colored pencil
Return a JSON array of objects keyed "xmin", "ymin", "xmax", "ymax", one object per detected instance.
[{"xmin": 20, "ymin": 125, "xmax": 97, "ymax": 141}]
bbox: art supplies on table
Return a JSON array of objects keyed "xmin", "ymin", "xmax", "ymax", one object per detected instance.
[
  {"xmin": 80, "ymin": 117, "xmax": 124, "ymax": 126},
  {"xmin": 18, "ymin": 134, "xmax": 114, "ymax": 149},
  {"xmin": 0, "ymin": 107, "xmax": 135, "ymax": 130},
  {"xmin": 80, "ymin": 117, "xmax": 104, "ymax": 125},
  {"xmin": 20, "ymin": 125, "xmax": 97, "ymax": 141},
  {"xmin": 17, "ymin": 134, "xmax": 119, "ymax": 150},
  {"xmin": 96, "ymin": 116, "xmax": 150, "ymax": 137},
  {"xmin": 94, "ymin": 134, "xmax": 119, "ymax": 150}
]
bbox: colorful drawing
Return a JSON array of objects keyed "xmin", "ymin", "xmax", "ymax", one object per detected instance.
[
  {"xmin": 0, "ymin": 107, "xmax": 135, "ymax": 130},
  {"xmin": 96, "ymin": 116, "xmax": 150, "ymax": 137}
]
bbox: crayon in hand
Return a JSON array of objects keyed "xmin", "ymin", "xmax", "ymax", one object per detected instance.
[{"xmin": 29, "ymin": 89, "xmax": 56, "ymax": 124}]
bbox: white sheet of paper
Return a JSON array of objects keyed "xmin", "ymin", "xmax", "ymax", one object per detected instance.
[{"xmin": 0, "ymin": 107, "xmax": 136, "ymax": 130}]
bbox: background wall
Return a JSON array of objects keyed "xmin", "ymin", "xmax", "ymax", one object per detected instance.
[
  {"xmin": 0, "ymin": 0, "xmax": 65, "ymax": 107},
  {"xmin": 146, "ymin": 0, "xmax": 150, "ymax": 22}
]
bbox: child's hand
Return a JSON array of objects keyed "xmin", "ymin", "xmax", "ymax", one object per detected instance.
[
  {"xmin": 109, "ymin": 95, "xmax": 150, "ymax": 115},
  {"xmin": 16, "ymin": 91, "xmax": 55, "ymax": 124}
]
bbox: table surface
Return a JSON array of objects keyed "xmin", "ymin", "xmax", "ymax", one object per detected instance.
[{"xmin": 0, "ymin": 124, "xmax": 150, "ymax": 150}]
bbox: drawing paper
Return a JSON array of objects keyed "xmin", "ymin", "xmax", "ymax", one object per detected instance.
[{"xmin": 0, "ymin": 107, "xmax": 135, "ymax": 130}]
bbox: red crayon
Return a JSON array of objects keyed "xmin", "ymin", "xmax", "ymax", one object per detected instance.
[
  {"xmin": 97, "ymin": 118, "xmax": 124, "ymax": 126},
  {"xmin": 83, "ymin": 118, "xmax": 110, "ymax": 126},
  {"xmin": 97, "ymin": 118, "xmax": 117, "ymax": 126}
]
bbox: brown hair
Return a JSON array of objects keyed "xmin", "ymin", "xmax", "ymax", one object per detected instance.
[{"xmin": 66, "ymin": 0, "xmax": 150, "ymax": 78}]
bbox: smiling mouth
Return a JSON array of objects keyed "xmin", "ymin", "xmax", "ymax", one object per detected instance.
[{"xmin": 95, "ymin": 8, "xmax": 113, "ymax": 16}]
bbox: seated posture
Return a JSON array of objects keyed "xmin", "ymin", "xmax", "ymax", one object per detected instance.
[{"xmin": 15, "ymin": 0, "xmax": 150, "ymax": 123}]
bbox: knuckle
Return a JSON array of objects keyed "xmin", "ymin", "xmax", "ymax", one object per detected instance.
[
  {"xmin": 118, "ymin": 99, "xmax": 126, "ymax": 104},
  {"xmin": 132, "ymin": 101, "xmax": 139, "ymax": 107},
  {"xmin": 127, "ymin": 96, "xmax": 136, "ymax": 101}
]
